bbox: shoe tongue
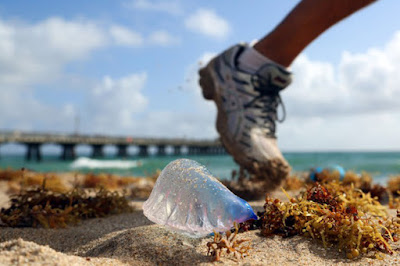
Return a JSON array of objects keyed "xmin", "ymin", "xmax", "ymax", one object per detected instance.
[{"xmin": 255, "ymin": 63, "xmax": 292, "ymax": 91}]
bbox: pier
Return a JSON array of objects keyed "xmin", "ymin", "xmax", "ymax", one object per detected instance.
[{"xmin": 0, "ymin": 131, "xmax": 226, "ymax": 161}]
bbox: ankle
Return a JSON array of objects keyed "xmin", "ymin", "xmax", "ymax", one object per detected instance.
[
  {"xmin": 253, "ymin": 39, "xmax": 296, "ymax": 68},
  {"xmin": 238, "ymin": 45, "xmax": 289, "ymax": 73}
]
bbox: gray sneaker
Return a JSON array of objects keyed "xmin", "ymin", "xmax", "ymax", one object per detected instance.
[{"xmin": 199, "ymin": 43, "xmax": 292, "ymax": 190}]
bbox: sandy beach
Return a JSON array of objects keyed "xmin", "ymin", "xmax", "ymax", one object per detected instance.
[{"xmin": 1, "ymin": 177, "xmax": 400, "ymax": 266}]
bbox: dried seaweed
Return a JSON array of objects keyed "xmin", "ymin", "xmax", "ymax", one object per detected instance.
[
  {"xmin": 206, "ymin": 223, "xmax": 252, "ymax": 262},
  {"xmin": 0, "ymin": 181, "xmax": 133, "ymax": 228},
  {"xmin": 388, "ymin": 176, "xmax": 400, "ymax": 195},
  {"xmin": 0, "ymin": 168, "xmax": 157, "ymax": 199},
  {"xmin": 308, "ymin": 169, "xmax": 387, "ymax": 202},
  {"xmin": 387, "ymin": 176, "xmax": 400, "ymax": 209},
  {"xmin": 260, "ymin": 182, "xmax": 400, "ymax": 259},
  {"xmin": 282, "ymin": 173, "xmax": 306, "ymax": 191},
  {"xmin": 0, "ymin": 168, "xmax": 25, "ymax": 181}
]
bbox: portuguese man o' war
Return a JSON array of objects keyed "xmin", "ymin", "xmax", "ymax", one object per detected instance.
[{"xmin": 143, "ymin": 159, "xmax": 257, "ymax": 237}]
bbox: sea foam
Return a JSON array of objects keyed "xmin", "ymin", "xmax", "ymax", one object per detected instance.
[{"xmin": 70, "ymin": 157, "xmax": 141, "ymax": 169}]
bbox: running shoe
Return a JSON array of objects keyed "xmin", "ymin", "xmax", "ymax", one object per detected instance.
[{"xmin": 199, "ymin": 43, "xmax": 292, "ymax": 190}]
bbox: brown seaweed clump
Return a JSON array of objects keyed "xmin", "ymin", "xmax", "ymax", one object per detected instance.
[
  {"xmin": 280, "ymin": 172, "xmax": 307, "ymax": 191},
  {"xmin": 387, "ymin": 176, "xmax": 400, "ymax": 209},
  {"xmin": 387, "ymin": 175, "xmax": 400, "ymax": 195},
  {"xmin": 206, "ymin": 223, "xmax": 252, "ymax": 262},
  {"xmin": 1, "ymin": 168, "xmax": 69, "ymax": 194},
  {"xmin": 0, "ymin": 168, "xmax": 157, "ymax": 199},
  {"xmin": 0, "ymin": 181, "xmax": 133, "ymax": 228},
  {"xmin": 309, "ymin": 169, "xmax": 387, "ymax": 202},
  {"xmin": 260, "ymin": 183, "xmax": 400, "ymax": 259},
  {"xmin": 0, "ymin": 168, "xmax": 25, "ymax": 181}
]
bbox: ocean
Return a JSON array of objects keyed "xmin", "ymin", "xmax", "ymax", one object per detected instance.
[{"xmin": 0, "ymin": 152, "xmax": 399, "ymax": 184}]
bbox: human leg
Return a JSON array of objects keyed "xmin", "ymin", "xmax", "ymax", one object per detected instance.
[{"xmin": 254, "ymin": 0, "xmax": 377, "ymax": 67}]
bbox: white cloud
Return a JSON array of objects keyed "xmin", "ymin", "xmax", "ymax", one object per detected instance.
[
  {"xmin": 85, "ymin": 52, "xmax": 217, "ymax": 138},
  {"xmin": 148, "ymin": 30, "xmax": 180, "ymax": 46},
  {"xmin": 91, "ymin": 52, "xmax": 218, "ymax": 138},
  {"xmin": 0, "ymin": 17, "xmax": 106, "ymax": 87},
  {"xmin": 109, "ymin": 26, "xmax": 179, "ymax": 47},
  {"xmin": 279, "ymin": 112, "xmax": 400, "ymax": 151},
  {"xmin": 88, "ymin": 73, "xmax": 148, "ymax": 133},
  {"xmin": 273, "ymin": 30, "xmax": 400, "ymax": 150},
  {"xmin": 31, "ymin": 17, "xmax": 107, "ymax": 59},
  {"xmin": 285, "ymin": 30, "xmax": 400, "ymax": 117},
  {"xmin": 0, "ymin": 15, "xmax": 179, "ymax": 135},
  {"xmin": 0, "ymin": 17, "xmax": 109, "ymax": 132},
  {"xmin": 0, "ymin": 88, "xmax": 79, "ymax": 132},
  {"xmin": 124, "ymin": 0, "xmax": 183, "ymax": 15},
  {"xmin": 0, "ymin": 16, "xmax": 179, "ymax": 90},
  {"xmin": 124, "ymin": 111, "xmax": 216, "ymax": 139},
  {"xmin": 0, "ymin": 16, "xmax": 177, "ymax": 88},
  {"xmin": 109, "ymin": 25, "xmax": 143, "ymax": 46},
  {"xmin": 185, "ymin": 9, "xmax": 231, "ymax": 40}
]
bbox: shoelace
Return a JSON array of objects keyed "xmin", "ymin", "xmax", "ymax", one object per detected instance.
[
  {"xmin": 242, "ymin": 72, "xmax": 287, "ymax": 136},
  {"xmin": 244, "ymin": 91, "xmax": 286, "ymax": 135},
  {"xmin": 259, "ymin": 92, "xmax": 286, "ymax": 123}
]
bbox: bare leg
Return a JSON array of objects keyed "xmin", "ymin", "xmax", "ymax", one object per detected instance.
[{"xmin": 254, "ymin": 0, "xmax": 377, "ymax": 67}]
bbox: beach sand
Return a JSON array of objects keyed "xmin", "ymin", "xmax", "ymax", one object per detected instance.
[{"xmin": 1, "ymin": 180, "xmax": 400, "ymax": 265}]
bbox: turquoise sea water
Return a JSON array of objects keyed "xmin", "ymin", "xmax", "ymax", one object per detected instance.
[{"xmin": 0, "ymin": 152, "xmax": 399, "ymax": 184}]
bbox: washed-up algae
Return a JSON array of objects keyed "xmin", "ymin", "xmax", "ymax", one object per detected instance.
[
  {"xmin": 206, "ymin": 223, "xmax": 252, "ymax": 262},
  {"xmin": 243, "ymin": 181, "xmax": 400, "ymax": 260},
  {"xmin": 2, "ymin": 167, "xmax": 400, "ymax": 262},
  {"xmin": 210, "ymin": 169, "xmax": 400, "ymax": 262},
  {"xmin": 0, "ymin": 180, "xmax": 133, "ymax": 228}
]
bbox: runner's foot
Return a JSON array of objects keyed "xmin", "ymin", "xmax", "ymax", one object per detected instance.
[{"xmin": 199, "ymin": 43, "xmax": 292, "ymax": 190}]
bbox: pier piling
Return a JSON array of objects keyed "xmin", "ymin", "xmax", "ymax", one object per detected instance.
[
  {"xmin": 117, "ymin": 144, "xmax": 128, "ymax": 157},
  {"xmin": 138, "ymin": 145, "xmax": 148, "ymax": 157},
  {"xmin": 91, "ymin": 144, "xmax": 104, "ymax": 158},
  {"xmin": 61, "ymin": 144, "xmax": 76, "ymax": 160},
  {"xmin": 25, "ymin": 143, "xmax": 42, "ymax": 161}
]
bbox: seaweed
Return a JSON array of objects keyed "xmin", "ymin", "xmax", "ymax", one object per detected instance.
[
  {"xmin": 0, "ymin": 167, "xmax": 25, "ymax": 181},
  {"xmin": 207, "ymin": 169, "xmax": 400, "ymax": 261},
  {"xmin": 309, "ymin": 168, "xmax": 341, "ymax": 183},
  {"xmin": 0, "ymin": 180, "xmax": 133, "ymax": 228},
  {"xmin": 388, "ymin": 175, "xmax": 400, "ymax": 195},
  {"xmin": 387, "ymin": 176, "xmax": 400, "ymax": 209},
  {"xmin": 0, "ymin": 168, "xmax": 157, "ymax": 199},
  {"xmin": 1, "ymin": 168, "xmax": 69, "ymax": 193},
  {"xmin": 282, "ymin": 173, "xmax": 306, "ymax": 191},
  {"xmin": 308, "ymin": 169, "xmax": 388, "ymax": 202},
  {"xmin": 206, "ymin": 223, "xmax": 252, "ymax": 262},
  {"xmin": 83, "ymin": 173, "xmax": 121, "ymax": 190},
  {"xmin": 259, "ymin": 182, "xmax": 400, "ymax": 259}
]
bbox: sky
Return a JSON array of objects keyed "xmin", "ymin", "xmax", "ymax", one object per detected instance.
[{"xmin": 1, "ymin": 0, "xmax": 400, "ymax": 152}]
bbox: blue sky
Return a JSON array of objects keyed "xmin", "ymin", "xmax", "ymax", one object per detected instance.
[{"xmin": 1, "ymin": 0, "xmax": 400, "ymax": 151}]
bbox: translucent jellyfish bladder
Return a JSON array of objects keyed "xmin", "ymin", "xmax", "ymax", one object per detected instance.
[{"xmin": 143, "ymin": 159, "xmax": 257, "ymax": 237}]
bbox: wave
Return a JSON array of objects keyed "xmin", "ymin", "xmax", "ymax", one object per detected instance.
[{"xmin": 70, "ymin": 157, "xmax": 142, "ymax": 169}]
